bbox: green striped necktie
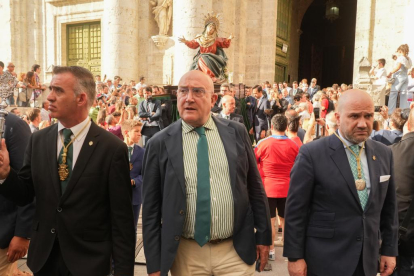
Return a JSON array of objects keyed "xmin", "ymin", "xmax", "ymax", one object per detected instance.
[{"xmin": 193, "ymin": 126, "xmax": 211, "ymax": 247}]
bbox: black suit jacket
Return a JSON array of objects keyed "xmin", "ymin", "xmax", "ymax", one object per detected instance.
[
  {"xmin": 245, "ymin": 96, "xmax": 257, "ymax": 126},
  {"xmin": 0, "ymin": 121, "xmax": 135, "ymax": 276},
  {"xmin": 217, "ymin": 113, "xmax": 244, "ymax": 124},
  {"xmin": 0, "ymin": 114, "xmax": 34, "ymax": 248},
  {"xmin": 284, "ymin": 134, "xmax": 398, "ymax": 276},
  {"xmin": 390, "ymin": 132, "xmax": 414, "ymax": 256},
  {"xmin": 142, "ymin": 117, "xmax": 271, "ymax": 275},
  {"xmin": 253, "ymin": 97, "xmax": 270, "ymax": 140},
  {"xmin": 139, "ymin": 99, "xmax": 163, "ymax": 129}
]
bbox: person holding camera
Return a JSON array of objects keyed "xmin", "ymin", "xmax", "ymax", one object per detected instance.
[
  {"xmin": 390, "ymin": 108, "xmax": 414, "ymax": 276},
  {"xmin": 369, "ymin": 58, "xmax": 388, "ymax": 84}
]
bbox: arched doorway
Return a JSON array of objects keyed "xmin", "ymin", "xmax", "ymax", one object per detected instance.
[{"xmin": 298, "ymin": 0, "xmax": 357, "ymax": 88}]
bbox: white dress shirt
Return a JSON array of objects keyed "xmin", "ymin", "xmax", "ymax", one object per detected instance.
[
  {"xmin": 338, "ymin": 130, "xmax": 371, "ymax": 195},
  {"xmin": 57, "ymin": 117, "xmax": 91, "ymax": 170}
]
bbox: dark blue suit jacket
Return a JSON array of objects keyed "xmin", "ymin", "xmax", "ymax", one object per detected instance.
[
  {"xmin": 253, "ymin": 96, "xmax": 270, "ymax": 141},
  {"xmin": 284, "ymin": 133, "xmax": 398, "ymax": 276},
  {"xmin": 370, "ymin": 129, "xmax": 403, "ymax": 146},
  {"xmin": 0, "ymin": 113, "xmax": 34, "ymax": 248},
  {"xmin": 142, "ymin": 117, "xmax": 271, "ymax": 275},
  {"xmin": 245, "ymin": 96, "xmax": 256, "ymax": 127},
  {"xmin": 130, "ymin": 145, "xmax": 144, "ymax": 206}
]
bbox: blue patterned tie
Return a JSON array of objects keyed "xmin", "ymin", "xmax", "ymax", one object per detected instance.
[
  {"xmin": 348, "ymin": 145, "xmax": 369, "ymax": 210},
  {"xmin": 128, "ymin": 146, "xmax": 133, "ymax": 161},
  {"xmin": 193, "ymin": 127, "xmax": 211, "ymax": 247}
]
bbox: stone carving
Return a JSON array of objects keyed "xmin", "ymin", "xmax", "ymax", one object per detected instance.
[
  {"xmin": 151, "ymin": 35, "xmax": 169, "ymax": 50},
  {"xmin": 178, "ymin": 12, "xmax": 234, "ymax": 83},
  {"xmin": 151, "ymin": 0, "xmax": 173, "ymax": 36}
]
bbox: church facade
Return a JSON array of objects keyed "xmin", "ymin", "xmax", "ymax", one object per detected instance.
[{"xmin": 1, "ymin": 0, "xmax": 413, "ymax": 88}]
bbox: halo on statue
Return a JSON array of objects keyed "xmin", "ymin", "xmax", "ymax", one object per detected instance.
[{"xmin": 203, "ymin": 12, "xmax": 222, "ymax": 30}]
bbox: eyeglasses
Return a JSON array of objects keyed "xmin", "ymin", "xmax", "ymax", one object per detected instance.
[{"xmin": 177, "ymin": 87, "xmax": 208, "ymax": 98}]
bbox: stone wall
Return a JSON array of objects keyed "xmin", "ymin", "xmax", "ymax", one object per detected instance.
[{"xmin": 353, "ymin": 0, "xmax": 413, "ymax": 85}]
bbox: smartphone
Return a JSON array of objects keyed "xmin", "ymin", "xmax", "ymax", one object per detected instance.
[
  {"xmin": 313, "ymin": 107, "xmax": 320, "ymax": 120},
  {"xmin": 374, "ymin": 106, "xmax": 382, "ymax": 112}
]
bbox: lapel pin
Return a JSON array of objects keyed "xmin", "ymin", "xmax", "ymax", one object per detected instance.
[
  {"xmin": 89, "ymin": 141, "xmax": 93, "ymax": 146},
  {"xmin": 373, "ymin": 155, "xmax": 376, "ymax": 161}
]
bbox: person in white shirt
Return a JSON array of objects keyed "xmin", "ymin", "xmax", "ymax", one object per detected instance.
[
  {"xmin": 135, "ymin": 77, "xmax": 147, "ymax": 91},
  {"xmin": 369, "ymin": 58, "xmax": 387, "ymax": 84},
  {"xmin": 40, "ymin": 101, "xmax": 50, "ymax": 122}
]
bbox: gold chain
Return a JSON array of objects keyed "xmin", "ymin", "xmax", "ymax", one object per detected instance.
[
  {"xmin": 333, "ymin": 132, "xmax": 365, "ymax": 179},
  {"xmin": 58, "ymin": 120, "xmax": 90, "ymax": 181}
]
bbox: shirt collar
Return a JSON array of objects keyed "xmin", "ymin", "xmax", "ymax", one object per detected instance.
[
  {"xmin": 58, "ymin": 117, "xmax": 90, "ymax": 142},
  {"xmin": 221, "ymin": 111, "xmax": 230, "ymax": 117},
  {"xmin": 182, "ymin": 115, "xmax": 215, "ymax": 134},
  {"xmin": 338, "ymin": 130, "xmax": 365, "ymax": 148}
]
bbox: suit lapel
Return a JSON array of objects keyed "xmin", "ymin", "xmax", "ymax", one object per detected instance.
[
  {"xmin": 60, "ymin": 121, "xmax": 100, "ymax": 203},
  {"xmin": 46, "ymin": 124, "xmax": 61, "ymax": 198},
  {"xmin": 130, "ymin": 144, "xmax": 140, "ymax": 164},
  {"xmin": 364, "ymin": 140, "xmax": 379, "ymax": 211},
  {"xmin": 165, "ymin": 120, "xmax": 186, "ymax": 195},
  {"xmin": 213, "ymin": 117, "xmax": 237, "ymax": 192},
  {"xmin": 329, "ymin": 134, "xmax": 362, "ymax": 210}
]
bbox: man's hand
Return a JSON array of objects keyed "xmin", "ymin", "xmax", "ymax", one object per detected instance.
[
  {"xmin": 148, "ymin": 272, "xmax": 161, "ymax": 276},
  {"xmin": 260, "ymin": 130, "xmax": 266, "ymax": 139},
  {"xmin": 256, "ymin": 245, "xmax": 269, "ymax": 272},
  {"xmin": 288, "ymin": 259, "xmax": 307, "ymax": 276},
  {"xmin": 380, "ymin": 105, "xmax": 389, "ymax": 120},
  {"xmin": 7, "ymin": 236, "xmax": 29, "ymax": 262},
  {"xmin": 249, "ymin": 128, "xmax": 254, "ymax": 135},
  {"xmin": 379, "ymin": 256, "xmax": 396, "ymax": 276},
  {"xmin": 178, "ymin": 36, "xmax": 187, "ymax": 43},
  {"xmin": 0, "ymin": 139, "xmax": 11, "ymax": 179}
]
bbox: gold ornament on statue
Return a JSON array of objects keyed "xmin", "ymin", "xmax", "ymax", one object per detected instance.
[{"xmin": 203, "ymin": 12, "xmax": 222, "ymax": 31}]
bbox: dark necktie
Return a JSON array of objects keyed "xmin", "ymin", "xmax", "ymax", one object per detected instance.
[
  {"xmin": 128, "ymin": 146, "xmax": 133, "ymax": 161},
  {"xmin": 194, "ymin": 127, "xmax": 211, "ymax": 247},
  {"xmin": 59, "ymin": 128, "xmax": 73, "ymax": 195}
]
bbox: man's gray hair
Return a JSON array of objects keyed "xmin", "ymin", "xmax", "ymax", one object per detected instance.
[
  {"xmin": 105, "ymin": 114, "xmax": 115, "ymax": 125},
  {"xmin": 325, "ymin": 111, "xmax": 338, "ymax": 129},
  {"xmin": 52, "ymin": 66, "xmax": 96, "ymax": 108}
]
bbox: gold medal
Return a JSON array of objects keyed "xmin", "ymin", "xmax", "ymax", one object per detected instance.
[
  {"xmin": 58, "ymin": 163, "xmax": 69, "ymax": 181},
  {"xmin": 130, "ymin": 163, "xmax": 133, "ymax": 170},
  {"xmin": 355, "ymin": 179, "xmax": 366, "ymax": 191}
]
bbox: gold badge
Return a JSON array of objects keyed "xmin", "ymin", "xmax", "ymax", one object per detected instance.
[
  {"xmin": 373, "ymin": 156, "xmax": 376, "ymax": 161},
  {"xmin": 89, "ymin": 141, "xmax": 93, "ymax": 146}
]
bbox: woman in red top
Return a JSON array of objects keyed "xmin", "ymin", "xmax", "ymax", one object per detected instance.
[
  {"xmin": 255, "ymin": 114, "xmax": 299, "ymax": 260},
  {"xmin": 320, "ymin": 92, "xmax": 330, "ymax": 118}
]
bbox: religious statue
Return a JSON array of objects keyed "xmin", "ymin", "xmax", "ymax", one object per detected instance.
[
  {"xmin": 151, "ymin": 0, "xmax": 173, "ymax": 36},
  {"xmin": 178, "ymin": 12, "xmax": 234, "ymax": 83}
]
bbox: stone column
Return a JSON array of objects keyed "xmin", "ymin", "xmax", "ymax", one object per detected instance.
[
  {"xmin": 102, "ymin": 0, "xmax": 139, "ymax": 81},
  {"xmin": 172, "ymin": 0, "xmax": 213, "ymax": 84},
  {"xmin": 353, "ymin": 0, "xmax": 374, "ymax": 85}
]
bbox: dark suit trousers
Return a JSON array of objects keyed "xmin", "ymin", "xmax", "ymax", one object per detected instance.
[
  {"xmin": 35, "ymin": 240, "xmax": 72, "ymax": 276},
  {"xmin": 308, "ymin": 254, "xmax": 366, "ymax": 276}
]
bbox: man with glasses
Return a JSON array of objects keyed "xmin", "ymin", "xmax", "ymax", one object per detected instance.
[{"xmin": 142, "ymin": 70, "xmax": 271, "ymax": 276}]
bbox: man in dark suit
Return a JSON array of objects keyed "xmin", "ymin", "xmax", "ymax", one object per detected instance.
[
  {"xmin": 142, "ymin": 70, "xmax": 271, "ymax": 276},
  {"xmin": 291, "ymin": 81, "xmax": 303, "ymax": 97},
  {"xmin": 245, "ymin": 87, "xmax": 256, "ymax": 128},
  {"xmin": 139, "ymin": 86, "xmax": 162, "ymax": 146},
  {"xmin": 307, "ymin": 78, "xmax": 320, "ymax": 100},
  {"xmin": 0, "ymin": 113, "xmax": 34, "ymax": 275},
  {"xmin": 390, "ymin": 108, "xmax": 414, "ymax": 275},
  {"xmin": 217, "ymin": 95, "xmax": 244, "ymax": 124},
  {"xmin": 251, "ymin": 85, "xmax": 270, "ymax": 142},
  {"xmin": 0, "ymin": 66, "xmax": 135, "ymax": 276},
  {"xmin": 284, "ymin": 89, "xmax": 398, "ymax": 276},
  {"xmin": 121, "ymin": 120, "xmax": 145, "ymax": 238}
]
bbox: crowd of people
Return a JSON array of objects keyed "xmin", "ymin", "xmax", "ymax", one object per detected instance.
[{"xmin": 0, "ymin": 43, "xmax": 412, "ymax": 276}]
